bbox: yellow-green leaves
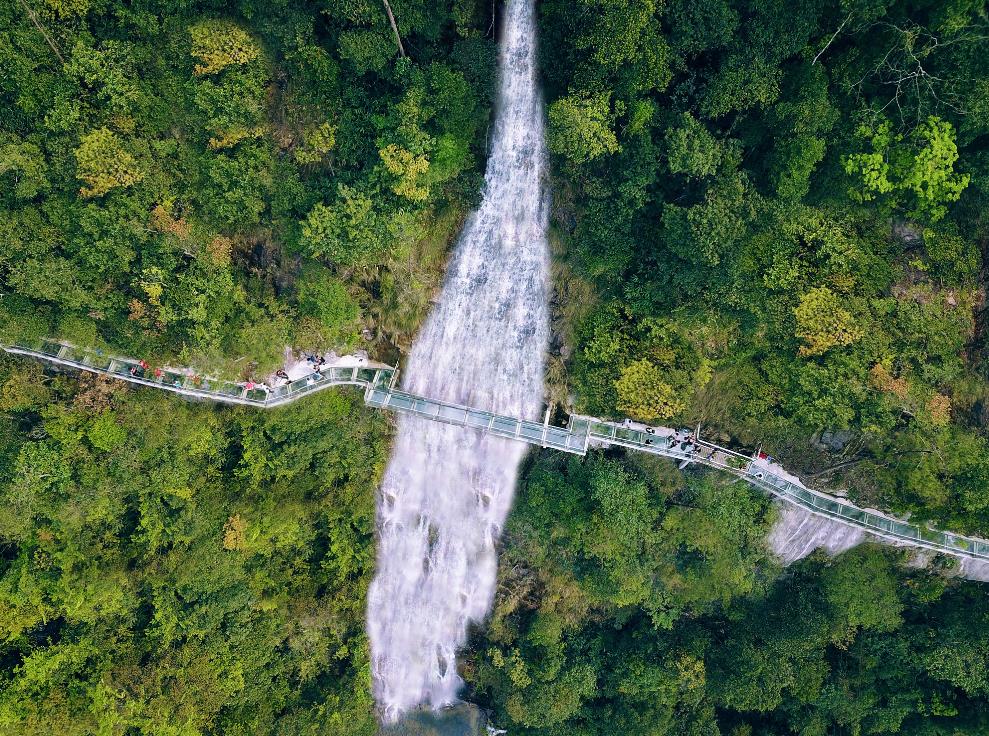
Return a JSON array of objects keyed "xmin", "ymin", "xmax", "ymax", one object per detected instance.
[
  {"xmin": 903, "ymin": 116, "xmax": 970, "ymax": 221},
  {"xmin": 293, "ymin": 122, "xmax": 337, "ymax": 165},
  {"xmin": 189, "ymin": 20, "xmax": 261, "ymax": 76},
  {"xmin": 547, "ymin": 91, "xmax": 620, "ymax": 165},
  {"xmin": 615, "ymin": 358, "xmax": 685, "ymax": 421},
  {"xmin": 843, "ymin": 115, "xmax": 969, "ymax": 222},
  {"xmin": 794, "ymin": 286, "xmax": 861, "ymax": 356},
  {"xmin": 74, "ymin": 127, "xmax": 143, "ymax": 198},
  {"xmin": 379, "ymin": 144, "xmax": 430, "ymax": 202}
]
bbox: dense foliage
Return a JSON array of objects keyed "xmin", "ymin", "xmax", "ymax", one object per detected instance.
[
  {"xmin": 5, "ymin": 0, "xmax": 989, "ymax": 735},
  {"xmin": 540, "ymin": 0, "xmax": 989, "ymax": 537},
  {"xmin": 0, "ymin": 356, "xmax": 390, "ymax": 733},
  {"xmin": 0, "ymin": 0, "xmax": 496, "ymax": 373},
  {"xmin": 465, "ymin": 451, "xmax": 989, "ymax": 735}
]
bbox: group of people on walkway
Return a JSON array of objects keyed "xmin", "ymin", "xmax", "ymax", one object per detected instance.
[
  {"xmin": 632, "ymin": 421, "xmax": 697, "ymax": 453},
  {"xmin": 127, "ymin": 359, "xmax": 189, "ymax": 389},
  {"xmin": 121, "ymin": 354, "xmax": 333, "ymax": 397}
]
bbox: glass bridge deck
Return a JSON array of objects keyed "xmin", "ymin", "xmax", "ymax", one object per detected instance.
[
  {"xmin": 8, "ymin": 339, "xmax": 397, "ymax": 408},
  {"xmin": 6, "ymin": 337, "xmax": 989, "ymax": 562},
  {"xmin": 364, "ymin": 387, "xmax": 590, "ymax": 453}
]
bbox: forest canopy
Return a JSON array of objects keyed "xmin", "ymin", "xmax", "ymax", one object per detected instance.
[{"xmin": 4, "ymin": 0, "xmax": 989, "ymax": 734}]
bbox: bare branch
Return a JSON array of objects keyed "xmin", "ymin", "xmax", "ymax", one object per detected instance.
[
  {"xmin": 381, "ymin": 0, "xmax": 406, "ymax": 58},
  {"xmin": 813, "ymin": 13, "xmax": 852, "ymax": 65},
  {"xmin": 18, "ymin": 0, "xmax": 65, "ymax": 66}
]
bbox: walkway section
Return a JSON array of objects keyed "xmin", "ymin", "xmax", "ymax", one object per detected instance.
[
  {"xmin": 3, "ymin": 338, "xmax": 397, "ymax": 408},
  {"xmin": 5, "ymin": 338, "xmax": 989, "ymax": 563},
  {"xmin": 580, "ymin": 419, "xmax": 989, "ymax": 561}
]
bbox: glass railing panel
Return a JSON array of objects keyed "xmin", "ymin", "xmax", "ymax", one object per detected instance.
[
  {"xmin": 872, "ymin": 516, "xmax": 893, "ymax": 533},
  {"xmin": 842, "ymin": 507, "xmax": 867, "ymax": 523},
  {"xmin": 943, "ymin": 535, "xmax": 968, "ymax": 552},
  {"xmin": 589, "ymin": 422, "xmax": 613, "ymax": 438},
  {"xmin": 899, "ymin": 524, "xmax": 921, "ymax": 539},
  {"xmin": 40, "ymin": 341, "xmax": 62, "ymax": 356},
  {"xmin": 438, "ymin": 404, "xmax": 468, "ymax": 423},
  {"xmin": 567, "ymin": 434, "xmax": 588, "ymax": 451},
  {"xmin": 366, "ymin": 388, "xmax": 389, "ymax": 405},
  {"xmin": 569, "ymin": 418, "xmax": 589, "ymax": 435},
  {"xmin": 789, "ymin": 487, "xmax": 814, "ymax": 503},
  {"xmin": 491, "ymin": 417, "xmax": 517, "ymax": 435},
  {"xmin": 546, "ymin": 427, "xmax": 570, "ymax": 447},
  {"xmin": 890, "ymin": 520, "xmax": 914, "ymax": 537},
  {"xmin": 544, "ymin": 434, "xmax": 570, "ymax": 450},
  {"xmin": 466, "ymin": 410, "xmax": 493, "ymax": 429},
  {"xmin": 246, "ymin": 389, "xmax": 268, "ymax": 401},
  {"xmin": 390, "ymin": 394, "xmax": 415, "ymax": 410},
  {"xmin": 357, "ymin": 368, "xmax": 376, "ymax": 383},
  {"xmin": 519, "ymin": 423, "xmax": 543, "ymax": 441},
  {"xmin": 412, "ymin": 398, "xmax": 435, "ymax": 414}
]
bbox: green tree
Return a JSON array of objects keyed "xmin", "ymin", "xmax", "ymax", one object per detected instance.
[
  {"xmin": 0, "ymin": 136, "xmax": 48, "ymax": 201},
  {"xmin": 844, "ymin": 116, "xmax": 970, "ymax": 222},
  {"xmin": 794, "ymin": 286, "xmax": 862, "ymax": 356},
  {"xmin": 74, "ymin": 128, "xmax": 143, "ymax": 198},
  {"xmin": 294, "ymin": 264, "xmax": 362, "ymax": 349},
  {"xmin": 665, "ymin": 112, "xmax": 723, "ymax": 179},
  {"xmin": 547, "ymin": 91, "xmax": 620, "ymax": 165},
  {"xmin": 615, "ymin": 358, "xmax": 684, "ymax": 421},
  {"xmin": 189, "ymin": 20, "xmax": 262, "ymax": 76},
  {"xmin": 299, "ymin": 185, "xmax": 390, "ymax": 266}
]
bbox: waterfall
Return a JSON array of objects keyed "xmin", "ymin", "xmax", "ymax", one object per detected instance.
[
  {"xmin": 767, "ymin": 503, "xmax": 866, "ymax": 564},
  {"xmin": 366, "ymin": 0, "xmax": 549, "ymax": 721},
  {"xmin": 767, "ymin": 502, "xmax": 989, "ymax": 582}
]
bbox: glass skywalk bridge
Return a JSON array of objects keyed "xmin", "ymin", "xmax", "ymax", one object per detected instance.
[
  {"xmin": 3, "ymin": 338, "xmax": 397, "ymax": 408},
  {"xmin": 364, "ymin": 386, "xmax": 591, "ymax": 453},
  {"xmin": 581, "ymin": 418, "xmax": 989, "ymax": 561},
  {"xmin": 5, "ymin": 337, "xmax": 989, "ymax": 563}
]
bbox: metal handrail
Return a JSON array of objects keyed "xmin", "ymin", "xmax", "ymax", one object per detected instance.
[{"xmin": 5, "ymin": 338, "xmax": 989, "ymax": 562}]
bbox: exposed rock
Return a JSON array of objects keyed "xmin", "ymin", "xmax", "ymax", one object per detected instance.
[
  {"xmin": 892, "ymin": 219, "xmax": 924, "ymax": 245},
  {"xmin": 815, "ymin": 429, "xmax": 855, "ymax": 452}
]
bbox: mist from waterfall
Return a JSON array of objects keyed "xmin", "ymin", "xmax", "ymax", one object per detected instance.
[{"xmin": 366, "ymin": 0, "xmax": 549, "ymax": 720}]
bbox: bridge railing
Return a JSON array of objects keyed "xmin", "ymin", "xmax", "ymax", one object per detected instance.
[
  {"xmin": 744, "ymin": 468, "xmax": 989, "ymax": 559},
  {"xmin": 365, "ymin": 387, "xmax": 590, "ymax": 453},
  {"xmin": 7, "ymin": 338, "xmax": 989, "ymax": 562},
  {"xmin": 3, "ymin": 339, "xmax": 397, "ymax": 409},
  {"xmin": 581, "ymin": 416, "xmax": 989, "ymax": 561}
]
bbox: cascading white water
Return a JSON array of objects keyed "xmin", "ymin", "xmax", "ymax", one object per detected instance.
[
  {"xmin": 767, "ymin": 502, "xmax": 866, "ymax": 564},
  {"xmin": 366, "ymin": 0, "xmax": 549, "ymax": 720},
  {"xmin": 768, "ymin": 502, "xmax": 989, "ymax": 582}
]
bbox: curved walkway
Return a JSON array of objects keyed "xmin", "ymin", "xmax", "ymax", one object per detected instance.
[
  {"xmin": 5, "ymin": 338, "xmax": 989, "ymax": 563},
  {"xmin": 3, "ymin": 339, "xmax": 397, "ymax": 408}
]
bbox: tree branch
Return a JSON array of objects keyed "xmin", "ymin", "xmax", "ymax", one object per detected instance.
[
  {"xmin": 381, "ymin": 0, "xmax": 406, "ymax": 58},
  {"xmin": 813, "ymin": 13, "xmax": 852, "ymax": 65},
  {"xmin": 18, "ymin": 0, "xmax": 65, "ymax": 66}
]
